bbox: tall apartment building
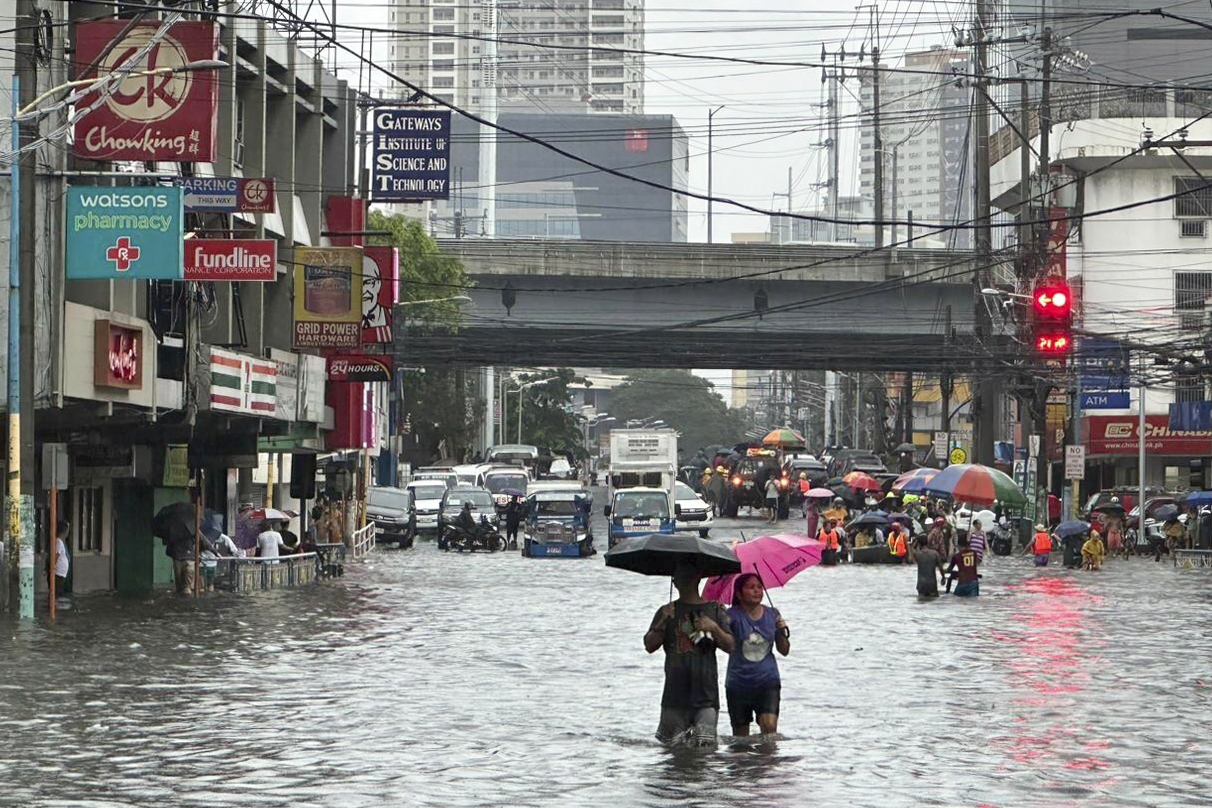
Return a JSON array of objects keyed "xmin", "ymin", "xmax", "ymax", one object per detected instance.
[
  {"xmin": 390, "ymin": 0, "xmax": 645, "ymax": 115},
  {"xmin": 860, "ymin": 47, "xmax": 971, "ymax": 246}
]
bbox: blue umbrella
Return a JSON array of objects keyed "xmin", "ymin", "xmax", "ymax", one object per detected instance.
[
  {"xmin": 1054, "ymin": 519, "xmax": 1090, "ymax": 539},
  {"xmin": 1183, "ymin": 490, "xmax": 1212, "ymax": 506}
]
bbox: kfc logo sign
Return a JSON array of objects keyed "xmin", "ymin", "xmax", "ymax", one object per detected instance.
[{"xmin": 73, "ymin": 22, "xmax": 219, "ymax": 162}]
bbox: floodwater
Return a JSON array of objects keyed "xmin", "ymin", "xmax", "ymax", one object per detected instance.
[{"xmin": 1, "ymin": 508, "xmax": 1211, "ymax": 807}]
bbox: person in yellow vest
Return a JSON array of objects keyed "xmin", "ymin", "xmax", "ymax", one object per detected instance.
[
  {"xmin": 886, "ymin": 523, "xmax": 909, "ymax": 562},
  {"xmin": 817, "ymin": 519, "xmax": 841, "ymax": 566}
]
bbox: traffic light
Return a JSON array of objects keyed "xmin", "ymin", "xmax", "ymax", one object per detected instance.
[{"xmin": 1031, "ymin": 279, "xmax": 1073, "ymax": 358}]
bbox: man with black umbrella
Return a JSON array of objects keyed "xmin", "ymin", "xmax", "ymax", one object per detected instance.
[{"xmin": 644, "ymin": 558, "xmax": 735, "ymax": 746}]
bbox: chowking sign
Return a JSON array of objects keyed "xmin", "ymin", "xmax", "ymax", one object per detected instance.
[
  {"xmin": 292, "ymin": 247, "xmax": 363, "ymax": 348},
  {"xmin": 72, "ymin": 21, "xmax": 220, "ymax": 162},
  {"xmin": 66, "ymin": 186, "xmax": 184, "ymax": 279},
  {"xmin": 185, "ymin": 240, "xmax": 277, "ymax": 281},
  {"xmin": 326, "ymin": 354, "xmax": 393, "ymax": 383}
]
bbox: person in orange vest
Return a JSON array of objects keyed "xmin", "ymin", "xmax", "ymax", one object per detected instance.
[
  {"xmin": 1023, "ymin": 523, "xmax": 1053, "ymax": 566},
  {"xmin": 886, "ymin": 522, "xmax": 909, "ymax": 562},
  {"xmin": 797, "ymin": 473, "xmax": 811, "ymax": 516},
  {"xmin": 817, "ymin": 519, "xmax": 841, "ymax": 566}
]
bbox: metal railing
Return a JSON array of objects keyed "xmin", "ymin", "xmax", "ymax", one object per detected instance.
[
  {"xmin": 1173, "ymin": 549, "xmax": 1212, "ymax": 569},
  {"xmin": 212, "ymin": 553, "xmax": 318, "ymax": 592},
  {"xmin": 350, "ymin": 523, "xmax": 375, "ymax": 559}
]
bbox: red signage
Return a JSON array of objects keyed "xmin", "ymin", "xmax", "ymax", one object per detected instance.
[
  {"xmin": 1086, "ymin": 414, "xmax": 1212, "ymax": 456},
  {"xmin": 94, "ymin": 320, "xmax": 143, "ymax": 390},
  {"xmin": 184, "ymin": 239, "xmax": 277, "ymax": 281},
  {"xmin": 327, "ymin": 354, "xmax": 393, "ymax": 383},
  {"xmin": 362, "ymin": 247, "xmax": 398, "ymax": 344},
  {"xmin": 73, "ymin": 21, "xmax": 220, "ymax": 162}
]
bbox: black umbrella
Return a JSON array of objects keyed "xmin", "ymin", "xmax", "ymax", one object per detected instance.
[
  {"xmin": 888, "ymin": 511, "xmax": 914, "ymax": 524},
  {"xmin": 151, "ymin": 501, "xmax": 196, "ymax": 541},
  {"xmin": 1155, "ymin": 504, "xmax": 1180, "ymax": 522},
  {"xmin": 846, "ymin": 510, "xmax": 889, "ymax": 532},
  {"xmin": 1091, "ymin": 502, "xmax": 1125, "ymax": 514},
  {"xmin": 1054, "ymin": 519, "xmax": 1091, "ymax": 539},
  {"xmin": 894, "ymin": 442, "xmax": 916, "ymax": 454},
  {"xmin": 604, "ymin": 532, "xmax": 741, "ymax": 577}
]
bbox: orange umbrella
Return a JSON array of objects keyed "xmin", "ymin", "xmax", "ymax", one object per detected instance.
[{"xmin": 843, "ymin": 471, "xmax": 882, "ymax": 493}]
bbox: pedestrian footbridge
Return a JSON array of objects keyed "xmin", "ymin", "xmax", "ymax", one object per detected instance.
[{"xmin": 397, "ymin": 239, "xmax": 987, "ymax": 370}]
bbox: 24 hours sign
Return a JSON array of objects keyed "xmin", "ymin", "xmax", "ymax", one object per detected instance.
[{"xmin": 66, "ymin": 187, "xmax": 184, "ymax": 279}]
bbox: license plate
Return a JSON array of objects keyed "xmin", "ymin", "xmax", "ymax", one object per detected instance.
[{"xmin": 546, "ymin": 545, "xmax": 565, "ymax": 555}]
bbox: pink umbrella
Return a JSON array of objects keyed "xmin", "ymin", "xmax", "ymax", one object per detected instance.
[
  {"xmin": 702, "ymin": 533, "xmax": 823, "ymax": 605},
  {"xmin": 806, "ymin": 487, "xmax": 835, "ymax": 499}
]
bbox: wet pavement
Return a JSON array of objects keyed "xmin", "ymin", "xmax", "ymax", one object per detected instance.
[{"xmin": 1, "ymin": 498, "xmax": 1211, "ymax": 807}]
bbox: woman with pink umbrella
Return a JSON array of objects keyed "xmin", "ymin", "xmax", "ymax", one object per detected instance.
[{"xmin": 723, "ymin": 573, "xmax": 790, "ymax": 738}]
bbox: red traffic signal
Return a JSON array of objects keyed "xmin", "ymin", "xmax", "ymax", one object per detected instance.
[
  {"xmin": 1033, "ymin": 282, "xmax": 1072, "ymax": 320},
  {"xmin": 1036, "ymin": 332, "xmax": 1071, "ymax": 354}
]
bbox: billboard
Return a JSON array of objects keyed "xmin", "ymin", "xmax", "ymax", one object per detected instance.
[
  {"xmin": 362, "ymin": 246, "xmax": 399, "ymax": 344},
  {"xmin": 207, "ymin": 347, "xmax": 277, "ymax": 417},
  {"xmin": 1086, "ymin": 414, "xmax": 1211, "ymax": 455},
  {"xmin": 66, "ymin": 186, "xmax": 184, "ymax": 279},
  {"xmin": 371, "ymin": 108, "xmax": 451, "ymax": 201},
  {"xmin": 176, "ymin": 177, "xmax": 275, "ymax": 212},
  {"xmin": 73, "ymin": 21, "xmax": 220, "ymax": 162},
  {"xmin": 292, "ymin": 247, "xmax": 362, "ymax": 348},
  {"xmin": 184, "ymin": 239, "xmax": 277, "ymax": 281},
  {"xmin": 327, "ymin": 354, "xmax": 393, "ymax": 383}
]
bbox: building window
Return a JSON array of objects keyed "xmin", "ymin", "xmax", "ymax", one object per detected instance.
[
  {"xmin": 433, "ymin": 42, "xmax": 455, "ymax": 55},
  {"xmin": 1175, "ymin": 271, "xmax": 1212, "ymax": 329},
  {"xmin": 433, "ymin": 7, "xmax": 455, "ymax": 20},
  {"xmin": 71, "ymin": 487, "xmax": 104, "ymax": 553},
  {"xmin": 1181, "ymin": 219, "xmax": 1206, "ymax": 238},
  {"xmin": 432, "ymin": 76, "xmax": 455, "ymax": 88},
  {"xmin": 433, "ymin": 25, "xmax": 455, "ymax": 33},
  {"xmin": 1175, "ymin": 177, "xmax": 1212, "ymax": 218},
  {"xmin": 433, "ymin": 60, "xmax": 455, "ymax": 70}
]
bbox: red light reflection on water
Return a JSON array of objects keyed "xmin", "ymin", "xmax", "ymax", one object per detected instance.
[{"xmin": 989, "ymin": 575, "xmax": 1108, "ymax": 775}]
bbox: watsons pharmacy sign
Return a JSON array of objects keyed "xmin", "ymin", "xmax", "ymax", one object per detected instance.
[{"xmin": 66, "ymin": 187, "xmax": 184, "ymax": 280}]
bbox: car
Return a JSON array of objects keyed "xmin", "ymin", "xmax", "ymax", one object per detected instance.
[
  {"xmin": 412, "ymin": 468, "xmax": 459, "ymax": 489},
  {"xmin": 406, "ymin": 480, "xmax": 449, "ymax": 535},
  {"xmin": 826, "ymin": 449, "xmax": 888, "ymax": 478},
  {"xmin": 523, "ymin": 489, "xmax": 594, "ymax": 558},
  {"xmin": 720, "ymin": 452, "xmax": 784, "ymax": 518},
  {"xmin": 674, "ymin": 481, "xmax": 713, "ymax": 538},
  {"xmin": 438, "ymin": 487, "xmax": 499, "ymax": 540},
  {"xmin": 484, "ymin": 466, "xmax": 530, "ymax": 510},
  {"xmin": 781, "ymin": 457, "xmax": 829, "ymax": 496},
  {"xmin": 367, "ymin": 486, "xmax": 414, "ymax": 548}
]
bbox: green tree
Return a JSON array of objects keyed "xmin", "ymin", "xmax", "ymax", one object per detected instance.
[
  {"xmin": 366, "ymin": 211, "xmax": 479, "ymax": 462},
  {"xmin": 608, "ymin": 370, "xmax": 748, "ymax": 461},
  {"xmin": 514, "ymin": 369, "xmax": 587, "ymax": 458}
]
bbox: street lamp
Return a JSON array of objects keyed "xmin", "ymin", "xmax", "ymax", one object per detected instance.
[
  {"xmin": 707, "ymin": 104, "xmax": 725, "ymax": 244},
  {"xmin": 513, "ymin": 377, "xmax": 559, "ymax": 443}
]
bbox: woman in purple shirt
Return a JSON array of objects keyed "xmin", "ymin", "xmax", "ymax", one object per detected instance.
[{"xmin": 725, "ymin": 573, "xmax": 791, "ymax": 737}]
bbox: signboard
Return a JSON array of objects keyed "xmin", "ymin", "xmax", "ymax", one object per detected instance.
[
  {"xmin": 162, "ymin": 445, "xmax": 190, "ymax": 487},
  {"xmin": 1047, "ymin": 402, "xmax": 1068, "ymax": 455},
  {"xmin": 1024, "ymin": 457, "xmax": 1038, "ymax": 522},
  {"xmin": 176, "ymin": 177, "xmax": 275, "ymax": 212},
  {"xmin": 1079, "ymin": 336, "xmax": 1130, "ymax": 391},
  {"xmin": 207, "ymin": 347, "xmax": 277, "ymax": 417},
  {"xmin": 1081, "ymin": 391, "xmax": 1131, "ymax": 410},
  {"xmin": 184, "ymin": 239, "xmax": 276, "ymax": 281},
  {"xmin": 1013, "ymin": 458, "xmax": 1026, "ymax": 490},
  {"xmin": 361, "ymin": 246, "xmax": 399, "ymax": 344},
  {"xmin": 1065, "ymin": 445, "xmax": 1086, "ymax": 480},
  {"xmin": 292, "ymin": 247, "xmax": 362, "ymax": 348},
  {"xmin": 371, "ymin": 108, "xmax": 451, "ymax": 201},
  {"xmin": 93, "ymin": 320, "xmax": 143, "ymax": 389},
  {"xmin": 327, "ymin": 354, "xmax": 393, "ymax": 383},
  {"xmin": 67, "ymin": 187, "xmax": 184, "ymax": 279},
  {"xmin": 933, "ymin": 431, "xmax": 949, "ymax": 461},
  {"xmin": 949, "ymin": 447, "xmax": 967, "ymax": 465},
  {"xmin": 42, "ymin": 443, "xmax": 69, "ymax": 491},
  {"xmin": 1087, "ymin": 414, "xmax": 1211, "ymax": 456},
  {"xmin": 72, "ymin": 21, "xmax": 220, "ymax": 162}
]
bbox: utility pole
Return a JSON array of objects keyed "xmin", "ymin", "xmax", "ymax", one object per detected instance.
[
  {"xmin": 867, "ymin": 5, "xmax": 885, "ymax": 248},
  {"xmin": 707, "ymin": 105, "xmax": 724, "ymax": 243},
  {"xmin": 971, "ymin": 0, "xmax": 997, "ymax": 467},
  {"xmin": 828, "ymin": 61, "xmax": 841, "ymax": 241},
  {"xmin": 8, "ymin": 0, "xmax": 36, "ymax": 617}
]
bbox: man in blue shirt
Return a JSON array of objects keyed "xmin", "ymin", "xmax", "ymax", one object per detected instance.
[{"xmin": 725, "ymin": 573, "xmax": 791, "ymax": 737}]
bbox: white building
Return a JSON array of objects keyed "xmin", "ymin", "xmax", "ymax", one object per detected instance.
[
  {"xmin": 391, "ymin": 0, "xmax": 645, "ymax": 115},
  {"xmin": 860, "ymin": 47, "xmax": 971, "ymax": 245},
  {"xmin": 990, "ymin": 88, "xmax": 1212, "ymax": 491}
]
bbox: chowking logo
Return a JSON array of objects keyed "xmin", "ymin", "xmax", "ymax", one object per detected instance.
[
  {"xmin": 1104, "ymin": 423, "xmax": 1134, "ymax": 439},
  {"xmin": 88, "ymin": 29, "xmax": 194, "ymax": 155}
]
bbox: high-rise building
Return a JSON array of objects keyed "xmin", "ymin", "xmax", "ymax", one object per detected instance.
[
  {"xmin": 860, "ymin": 47, "xmax": 971, "ymax": 245},
  {"xmin": 391, "ymin": 0, "xmax": 645, "ymax": 115}
]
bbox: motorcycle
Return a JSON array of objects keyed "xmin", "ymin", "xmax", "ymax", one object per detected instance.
[{"xmin": 442, "ymin": 515, "xmax": 507, "ymax": 553}]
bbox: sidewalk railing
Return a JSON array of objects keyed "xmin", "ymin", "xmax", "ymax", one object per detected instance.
[
  {"xmin": 350, "ymin": 523, "xmax": 375, "ymax": 560},
  {"xmin": 213, "ymin": 553, "xmax": 318, "ymax": 592},
  {"xmin": 1173, "ymin": 549, "xmax": 1212, "ymax": 569}
]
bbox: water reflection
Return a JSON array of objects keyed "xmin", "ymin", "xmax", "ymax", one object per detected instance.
[{"xmin": 0, "ymin": 541, "xmax": 1208, "ymax": 807}]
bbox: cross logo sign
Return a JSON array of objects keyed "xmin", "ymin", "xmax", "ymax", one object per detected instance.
[{"xmin": 106, "ymin": 237, "xmax": 141, "ymax": 272}]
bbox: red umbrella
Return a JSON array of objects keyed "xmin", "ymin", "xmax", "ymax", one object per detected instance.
[{"xmin": 843, "ymin": 471, "xmax": 882, "ymax": 493}]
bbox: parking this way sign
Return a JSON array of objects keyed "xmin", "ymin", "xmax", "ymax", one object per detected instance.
[{"xmin": 66, "ymin": 186, "xmax": 184, "ymax": 280}]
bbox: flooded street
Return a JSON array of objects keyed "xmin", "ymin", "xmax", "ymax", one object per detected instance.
[{"xmin": 2, "ymin": 504, "xmax": 1211, "ymax": 807}]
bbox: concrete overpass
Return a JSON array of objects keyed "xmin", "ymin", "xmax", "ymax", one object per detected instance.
[{"xmin": 397, "ymin": 239, "xmax": 991, "ymax": 370}]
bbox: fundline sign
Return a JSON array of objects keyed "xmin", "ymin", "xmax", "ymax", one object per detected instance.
[
  {"xmin": 184, "ymin": 239, "xmax": 277, "ymax": 281},
  {"xmin": 371, "ymin": 108, "xmax": 451, "ymax": 201}
]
